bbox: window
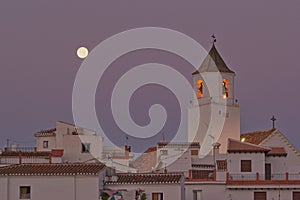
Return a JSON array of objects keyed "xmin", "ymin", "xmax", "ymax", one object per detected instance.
[
  {"xmin": 197, "ymin": 80, "xmax": 203, "ymax": 98},
  {"xmin": 241, "ymin": 160, "xmax": 252, "ymax": 172},
  {"xmin": 222, "ymin": 79, "xmax": 229, "ymax": 99},
  {"xmin": 20, "ymin": 186, "xmax": 31, "ymax": 199},
  {"xmin": 81, "ymin": 143, "xmax": 90, "ymax": 153},
  {"xmin": 152, "ymin": 193, "xmax": 163, "ymax": 200},
  {"xmin": 191, "ymin": 150, "xmax": 199, "ymax": 156},
  {"xmin": 293, "ymin": 192, "xmax": 300, "ymax": 200},
  {"xmin": 43, "ymin": 141, "xmax": 48, "ymax": 148},
  {"xmin": 160, "ymin": 150, "xmax": 168, "ymax": 155},
  {"xmin": 254, "ymin": 192, "xmax": 266, "ymax": 200},
  {"xmin": 193, "ymin": 190, "xmax": 202, "ymax": 200}
]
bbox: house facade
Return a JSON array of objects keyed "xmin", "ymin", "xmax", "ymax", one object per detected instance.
[
  {"xmin": 105, "ymin": 173, "xmax": 185, "ymax": 200},
  {"xmin": 0, "ymin": 163, "xmax": 106, "ymax": 200}
]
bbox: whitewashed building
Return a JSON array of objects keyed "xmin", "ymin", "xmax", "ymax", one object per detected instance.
[
  {"xmin": 0, "ymin": 163, "xmax": 106, "ymax": 200},
  {"xmin": 105, "ymin": 173, "xmax": 185, "ymax": 200},
  {"xmin": 35, "ymin": 121, "xmax": 103, "ymax": 162}
]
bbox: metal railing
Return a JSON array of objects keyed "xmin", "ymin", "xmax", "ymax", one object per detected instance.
[
  {"xmin": 5, "ymin": 147, "xmax": 36, "ymax": 152},
  {"xmin": 289, "ymin": 173, "xmax": 300, "ymax": 180},
  {"xmin": 228, "ymin": 172, "xmax": 300, "ymax": 182},
  {"xmin": 229, "ymin": 173, "xmax": 256, "ymax": 181}
]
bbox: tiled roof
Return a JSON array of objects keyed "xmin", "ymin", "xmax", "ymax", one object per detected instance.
[
  {"xmin": 157, "ymin": 142, "xmax": 200, "ymax": 148},
  {"xmin": 0, "ymin": 149, "xmax": 64, "ymax": 157},
  {"xmin": 106, "ymin": 173, "xmax": 183, "ymax": 184},
  {"xmin": 0, "ymin": 163, "xmax": 105, "ymax": 176},
  {"xmin": 133, "ymin": 147, "xmax": 157, "ymax": 173},
  {"xmin": 1, "ymin": 151, "xmax": 50, "ymax": 157},
  {"xmin": 240, "ymin": 129, "xmax": 275, "ymax": 145},
  {"xmin": 227, "ymin": 138, "xmax": 271, "ymax": 153},
  {"xmin": 34, "ymin": 128, "xmax": 56, "ymax": 137},
  {"xmin": 144, "ymin": 146, "xmax": 157, "ymax": 153},
  {"xmin": 191, "ymin": 164, "xmax": 214, "ymax": 169},
  {"xmin": 267, "ymin": 147, "xmax": 287, "ymax": 157},
  {"xmin": 194, "ymin": 44, "xmax": 235, "ymax": 74}
]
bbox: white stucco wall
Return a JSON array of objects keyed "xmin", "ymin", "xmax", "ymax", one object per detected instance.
[
  {"xmin": 261, "ymin": 130, "xmax": 300, "ymax": 173},
  {"xmin": 185, "ymin": 183, "xmax": 226, "ymax": 200},
  {"xmin": 107, "ymin": 183, "xmax": 183, "ymax": 200},
  {"xmin": 225, "ymin": 188, "xmax": 300, "ymax": 200},
  {"xmin": 188, "ymin": 72, "xmax": 240, "ymax": 154},
  {"xmin": 266, "ymin": 156, "xmax": 287, "ymax": 174},
  {"xmin": 35, "ymin": 136, "xmax": 56, "ymax": 151},
  {"xmin": 0, "ymin": 175, "xmax": 100, "ymax": 200},
  {"xmin": 227, "ymin": 152, "xmax": 265, "ymax": 174}
]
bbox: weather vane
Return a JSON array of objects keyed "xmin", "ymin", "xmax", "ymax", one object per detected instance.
[{"xmin": 211, "ymin": 34, "xmax": 217, "ymax": 44}]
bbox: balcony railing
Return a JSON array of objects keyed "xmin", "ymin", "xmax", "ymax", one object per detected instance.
[
  {"xmin": 4, "ymin": 147, "xmax": 36, "ymax": 152},
  {"xmin": 227, "ymin": 172, "xmax": 300, "ymax": 184},
  {"xmin": 186, "ymin": 170, "xmax": 216, "ymax": 181}
]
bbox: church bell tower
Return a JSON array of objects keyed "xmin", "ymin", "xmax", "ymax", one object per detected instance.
[{"xmin": 188, "ymin": 41, "xmax": 240, "ymax": 154}]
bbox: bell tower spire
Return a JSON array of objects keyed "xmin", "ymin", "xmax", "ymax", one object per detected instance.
[{"xmin": 188, "ymin": 38, "xmax": 240, "ymax": 154}]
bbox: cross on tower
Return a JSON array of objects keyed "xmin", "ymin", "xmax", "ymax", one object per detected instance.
[{"xmin": 271, "ymin": 115, "xmax": 277, "ymax": 129}]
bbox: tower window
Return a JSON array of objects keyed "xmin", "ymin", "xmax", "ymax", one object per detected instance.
[
  {"xmin": 222, "ymin": 79, "xmax": 229, "ymax": 99},
  {"xmin": 43, "ymin": 141, "xmax": 48, "ymax": 148},
  {"xmin": 197, "ymin": 80, "xmax": 203, "ymax": 98},
  {"xmin": 81, "ymin": 143, "xmax": 90, "ymax": 153}
]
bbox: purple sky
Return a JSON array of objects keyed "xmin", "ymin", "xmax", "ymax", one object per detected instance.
[{"xmin": 0, "ymin": 1, "xmax": 300, "ymax": 150}]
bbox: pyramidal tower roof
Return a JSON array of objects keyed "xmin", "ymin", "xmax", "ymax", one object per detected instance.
[{"xmin": 193, "ymin": 44, "xmax": 235, "ymax": 74}]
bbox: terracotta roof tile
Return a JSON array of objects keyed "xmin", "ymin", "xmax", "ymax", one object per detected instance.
[
  {"xmin": 106, "ymin": 173, "xmax": 183, "ymax": 184},
  {"xmin": 227, "ymin": 138, "xmax": 271, "ymax": 153},
  {"xmin": 144, "ymin": 146, "xmax": 157, "ymax": 153},
  {"xmin": 0, "ymin": 163, "xmax": 105, "ymax": 176},
  {"xmin": 1, "ymin": 151, "xmax": 51, "ymax": 157},
  {"xmin": 267, "ymin": 147, "xmax": 287, "ymax": 157},
  {"xmin": 157, "ymin": 142, "xmax": 200, "ymax": 148},
  {"xmin": 0, "ymin": 149, "xmax": 64, "ymax": 157},
  {"xmin": 133, "ymin": 147, "xmax": 157, "ymax": 173},
  {"xmin": 34, "ymin": 128, "xmax": 56, "ymax": 137},
  {"xmin": 240, "ymin": 129, "xmax": 275, "ymax": 145}
]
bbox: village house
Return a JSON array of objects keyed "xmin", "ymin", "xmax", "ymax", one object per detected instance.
[
  {"xmin": 104, "ymin": 172, "xmax": 185, "ymax": 200},
  {"xmin": 0, "ymin": 163, "xmax": 106, "ymax": 200},
  {"xmin": 0, "ymin": 42, "xmax": 299, "ymax": 200}
]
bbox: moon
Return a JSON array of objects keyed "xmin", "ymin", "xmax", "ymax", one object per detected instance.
[{"xmin": 77, "ymin": 47, "xmax": 89, "ymax": 59}]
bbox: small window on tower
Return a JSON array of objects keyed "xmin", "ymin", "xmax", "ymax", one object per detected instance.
[
  {"xmin": 222, "ymin": 79, "xmax": 229, "ymax": 99},
  {"xmin": 81, "ymin": 143, "xmax": 90, "ymax": 153},
  {"xmin": 197, "ymin": 80, "xmax": 203, "ymax": 98},
  {"xmin": 43, "ymin": 141, "xmax": 48, "ymax": 148}
]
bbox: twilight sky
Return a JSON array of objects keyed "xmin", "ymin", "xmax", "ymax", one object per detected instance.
[{"xmin": 0, "ymin": 1, "xmax": 300, "ymax": 151}]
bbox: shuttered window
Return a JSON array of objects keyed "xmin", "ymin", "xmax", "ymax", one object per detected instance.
[
  {"xmin": 241, "ymin": 160, "xmax": 252, "ymax": 172},
  {"xmin": 293, "ymin": 192, "xmax": 300, "ymax": 200},
  {"xmin": 191, "ymin": 150, "xmax": 199, "ymax": 156},
  {"xmin": 152, "ymin": 193, "xmax": 163, "ymax": 200},
  {"xmin": 254, "ymin": 192, "xmax": 266, "ymax": 200}
]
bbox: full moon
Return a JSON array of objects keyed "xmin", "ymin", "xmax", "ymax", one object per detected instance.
[{"xmin": 77, "ymin": 47, "xmax": 89, "ymax": 59}]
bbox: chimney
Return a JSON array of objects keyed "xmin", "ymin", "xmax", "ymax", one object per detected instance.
[
  {"xmin": 125, "ymin": 145, "xmax": 131, "ymax": 158},
  {"xmin": 212, "ymin": 142, "xmax": 221, "ymax": 158}
]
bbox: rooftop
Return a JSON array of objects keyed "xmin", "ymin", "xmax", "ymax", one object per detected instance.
[
  {"xmin": 0, "ymin": 163, "xmax": 105, "ymax": 176},
  {"xmin": 157, "ymin": 142, "xmax": 200, "ymax": 148},
  {"xmin": 106, "ymin": 173, "xmax": 183, "ymax": 184},
  {"xmin": 240, "ymin": 129, "xmax": 275, "ymax": 145},
  {"xmin": 267, "ymin": 147, "xmax": 287, "ymax": 157},
  {"xmin": 34, "ymin": 128, "xmax": 56, "ymax": 137},
  {"xmin": 227, "ymin": 138, "xmax": 271, "ymax": 153},
  {"xmin": 193, "ymin": 44, "xmax": 235, "ymax": 74}
]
